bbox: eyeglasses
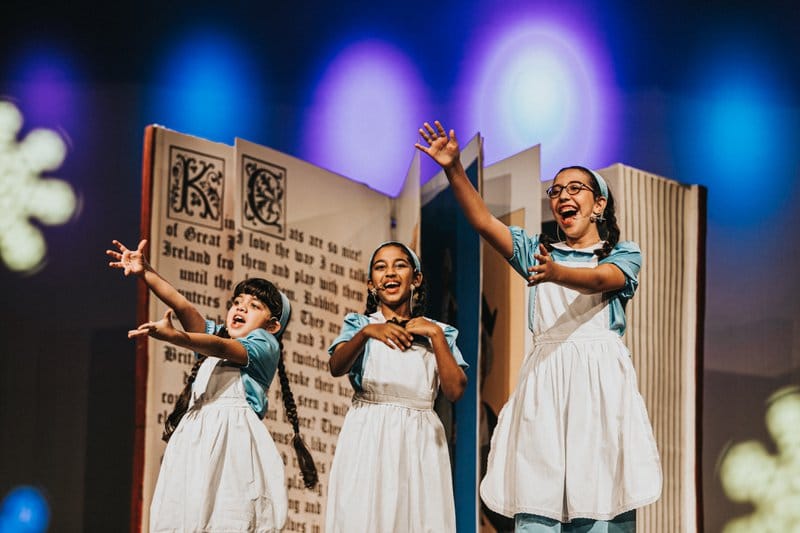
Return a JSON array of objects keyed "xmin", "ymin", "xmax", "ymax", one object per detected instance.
[{"xmin": 545, "ymin": 181, "xmax": 595, "ymax": 199}]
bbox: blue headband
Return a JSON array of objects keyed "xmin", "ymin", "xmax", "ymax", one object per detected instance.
[
  {"xmin": 369, "ymin": 241, "xmax": 421, "ymax": 272},
  {"xmin": 587, "ymin": 169, "xmax": 609, "ymax": 198},
  {"xmin": 277, "ymin": 290, "xmax": 291, "ymax": 337}
]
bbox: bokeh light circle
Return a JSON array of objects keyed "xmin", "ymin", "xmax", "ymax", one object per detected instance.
[
  {"xmin": 301, "ymin": 39, "xmax": 427, "ymax": 196},
  {"xmin": 0, "ymin": 486, "xmax": 50, "ymax": 533},
  {"xmin": 459, "ymin": 15, "xmax": 618, "ymax": 181},
  {"xmin": 146, "ymin": 27, "xmax": 267, "ymax": 144},
  {"xmin": 675, "ymin": 32, "xmax": 795, "ymax": 228}
]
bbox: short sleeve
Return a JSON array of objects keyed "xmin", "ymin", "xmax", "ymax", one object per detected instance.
[
  {"xmin": 507, "ymin": 226, "xmax": 541, "ymax": 281},
  {"xmin": 237, "ymin": 328, "xmax": 280, "ymax": 386},
  {"xmin": 327, "ymin": 313, "xmax": 370, "ymax": 355},
  {"xmin": 599, "ymin": 241, "xmax": 642, "ymax": 300},
  {"xmin": 441, "ymin": 323, "xmax": 469, "ymax": 369}
]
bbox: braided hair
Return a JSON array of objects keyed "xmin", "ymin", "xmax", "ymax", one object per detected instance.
[
  {"xmin": 363, "ymin": 243, "xmax": 427, "ymax": 317},
  {"xmin": 162, "ymin": 278, "xmax": 318, "ymax": 489},
  {"xmin": 541, "ymin": 166, "xmax": 621, "ymax": 259}
]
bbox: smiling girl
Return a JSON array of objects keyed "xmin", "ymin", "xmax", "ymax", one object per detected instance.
[
  {"xmin": 325, "ymin": 241, "xmax": 468, "ymax": 533},
  {"xmin": 107, "ymin": 239, "xmax": 317, "ymax": 533},
  {"xmin": 417, "ymin": 122, "xmax": 661, "ymax": 532}
]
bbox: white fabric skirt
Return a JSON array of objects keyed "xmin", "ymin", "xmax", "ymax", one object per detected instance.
[
  {"xmin": 150, "ymin": 364, "xmax": 287, "ymax": 533},
  {"xmin": 480, "ymin": 335, "xmax": 662, "ymax": 522},
  {"xmin": 325, "ymin": 395, "xmax": 456, "ymax": 533}
]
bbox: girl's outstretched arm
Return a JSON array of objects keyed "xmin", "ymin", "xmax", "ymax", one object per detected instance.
[
  {"xmin": 529, "ymin": 244, "xmax": 627, "ymax": 293},
  {"xmin": 405, "ymin": 318, "xmax": 467, "ymax": 402},
  {"xmin": 129, "ymin": 309, "xmax": 250, "ymax": 365},
  {"xmin": 415, "ymin": 121, "xmax": 513, "ymax": 259},
  {"xmin": 107, "ymin": 239, "xmax": 206, "ymax": 333},
  {"xmin": 329, "ymin": 322, "xmax": 414, "ymax": 376}
]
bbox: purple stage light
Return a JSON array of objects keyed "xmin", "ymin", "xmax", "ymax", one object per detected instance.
[
  {"xmin": 301, "ymin": 39, "xmax": 428, "ymax": 197},
  {"xmin": 5, "ymin": 43, "xmax": 83, "ymax": 133},
  {"xmin": 456, "ymin": 10, "xmax": 618, "ymax": 182}
]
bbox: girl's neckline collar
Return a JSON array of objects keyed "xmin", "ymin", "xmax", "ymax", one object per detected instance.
[
  {"xmin": 371, "ymin": 310, "xmax": 412, "ymax": 323},
  {"xmin": 551, "ymin": 240, "xmax": 606, "ymax": 253}
]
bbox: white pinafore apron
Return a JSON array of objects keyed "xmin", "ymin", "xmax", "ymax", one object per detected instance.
[
  {"xmin": 325, "ymin": 315, "xmax": 457, "ymax": 533},
  {"xmin": 480, "ymin": 258, "xmax": 662, "ymax": 523},
  {"xmin": 150, "ymin": 358, "xmax": 287, "ymax": 532}
]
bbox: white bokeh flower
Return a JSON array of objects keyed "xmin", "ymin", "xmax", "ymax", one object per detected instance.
[{"xmin": 0, "ymin": 100, "xmax": 76, "ymax": 271}]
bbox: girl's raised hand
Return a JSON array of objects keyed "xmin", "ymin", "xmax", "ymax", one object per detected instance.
[
  {"xmin": 107, "ymin": 239, "xmax": 149, "ymax": 276},
  {"xmin": 415, "ymin": 121, "xmax": 460, "ymax": 169},
  {"xmin": 528, "ymin": 243, "xmax": 560, "ymax": 286},
  {"xmin": 365, "ymin": 322, "xmax": 414, "ymax": 350},
  {"xmin": 128, "ymin": 308, "xmax": 178, "ymax": 341}
]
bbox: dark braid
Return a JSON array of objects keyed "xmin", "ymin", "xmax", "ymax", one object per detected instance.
[
  {"xmin": 554, "ymin": 166, "xmax": 621, "ymax": 259},
  {"xmin": 594, "ymin": 191, "xmax": 620, "ymax": 259},
  {"xmin": 276, "ymin": 336, "xmax": 319, "ymax": 488},
  {"xmin": 247, "ymin": 278, "xmax": 318, "ymax": 489},
  {"xmin": 162, "ymin": 326, "xmax": 230, "ymax": 442},
  {"xmin": 163, "ymin": 277, "xmax": 319, "ymax": 489},
  {"xmin": 363, "ymin": 243, "xmax": 426, "ymax": 317}
]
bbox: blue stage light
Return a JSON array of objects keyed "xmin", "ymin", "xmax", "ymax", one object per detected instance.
[
  {"xmin": 0, "ymin": 486, "xmax": 50, "ymax": 533},
  {"xmin": 676, "ymin": 35, "xmax": 794, "ymax": 227},
  {"xmin": 145, "ymin": 27, "xmax": 267, "ymax": 144}
]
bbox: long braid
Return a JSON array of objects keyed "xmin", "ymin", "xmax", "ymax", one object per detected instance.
[
  {"xmin": 410, "ymin": 279, "xmax": 427, "ymax": 318},
  {"xmin": 162, "ymin": 326, "xmax": 230, "ymax": 442},
  {"xmin": 276, "ymin": 336, "xmax": 319, "ymax": 488},
  {"xmin": 595, "ymin": 191, "xmax": 620, "ymax": 259},
  {"xmin": 364, "ymin": 290, "xmax": 379, "ymax": 315}
]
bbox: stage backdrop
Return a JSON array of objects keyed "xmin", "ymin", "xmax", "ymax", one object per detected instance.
[
  {"xmin": 133, "ymin": 126, "xmax": 421, "ymax": 532},
  {"xmin": 598, "ymin": 164, "xmax": 706, "ymax": 532}
]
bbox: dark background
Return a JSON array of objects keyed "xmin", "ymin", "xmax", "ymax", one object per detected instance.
[{"xmin": 1, "ymin": 1, "xmax": 798, "ymax": 530}]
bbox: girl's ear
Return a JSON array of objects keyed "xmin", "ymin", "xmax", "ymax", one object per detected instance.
[
  {"xmin": 413, "ymin": 272, "xmax": 423, "ymax": 288},
  {"xmin": 594, "ymin": 196, "xmax": 608, "ymax": 212},
  {"xmin": 265, "ymin": 317, "xmax": 282, "ymax": 335}
]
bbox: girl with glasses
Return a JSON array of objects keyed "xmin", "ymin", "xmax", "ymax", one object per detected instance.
[{"xmin": 416, "ymin": 122, "xmax": 661, "ymax": 532}]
